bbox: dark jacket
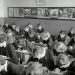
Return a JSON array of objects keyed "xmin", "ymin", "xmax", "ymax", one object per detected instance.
[
  {"xmin": 0, "ymin": 62, "xmax": 25, "ymax": 75},
  {"xmin": 0, "ymin": 42, "xmax": 19, "ymax": 64},
  {"xmin": 28, "ymin": 49, "xmax": 56, "ymax": 70},
  {"xmin": 39, "ymin": 49, "xmax": 56, "ymax": 70}
]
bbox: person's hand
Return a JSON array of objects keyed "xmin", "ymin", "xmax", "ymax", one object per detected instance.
[
  {"xmin": 69, "ymin": 46, "xmax": 73, "ymax": 50},
  {"xmin": 39, "ymin": 42, "xmax": 43, "ymax": 44},
  {"xmin": 32, "ymin": 41, "xmax": 35, "ymax": 43},
  {"xmin": 54, "ymin": 68, "xmax": 60, "ymax": 73}
]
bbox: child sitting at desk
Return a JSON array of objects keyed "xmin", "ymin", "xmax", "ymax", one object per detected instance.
[
  {"xmin": 56, "ymin": 30, "xmax": 71, "ymax": 45},
  {"xmin": 0, "ymin": 56, "xmax": 26, "ymax": 75},
  {"xmin": 28, "ymin": 45, "xmax": 56, "ymax": 71},
  {"xmin": 0, "ymin": 30, "xmax": 19, "ymax": 64},
  {"xmin": 40, "ymin": 31, "xmax": 53, "ymax": 49}
]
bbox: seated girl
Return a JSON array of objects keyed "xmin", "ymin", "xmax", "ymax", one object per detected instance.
[
  {"xmin": 56, "ymin": 30, "xmax": 71, "ymax": 45},
  {"xmin": 7, "ymin": 29, "xmax": 18, "ymax": 49},
  {"xmin": 40, "ymin": 31, "xmax": 53, "ymax": 49}
]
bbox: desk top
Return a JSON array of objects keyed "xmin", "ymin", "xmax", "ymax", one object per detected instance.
[
  {"xmin": 16, "ymin": 50, "xmax": 31, "ymax": 54},
  {"xmin": 0, "ymin": 55, "xmax": 10, "ymax": 60}
]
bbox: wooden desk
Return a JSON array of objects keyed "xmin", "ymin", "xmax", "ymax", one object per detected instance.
[
  {"xmin": 16, "ymin": 50, "xmax": 30, "ymax": 54},
  {"xmin": 33, "ymin": 43, "xmax": 47, "ymax": 47},
  {"xmin": 0, "ymin": 55, "xmax": 10, "ymax": 60}
]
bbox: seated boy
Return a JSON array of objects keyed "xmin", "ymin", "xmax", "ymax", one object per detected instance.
[{"xmin": 0, "ymin": 56, "xmax": 26, "ymax": 75}]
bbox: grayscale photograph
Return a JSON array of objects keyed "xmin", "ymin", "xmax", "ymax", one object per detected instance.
[{"xmin": 0, "ymin": 0, "xmax": 75, "ymax": 75}]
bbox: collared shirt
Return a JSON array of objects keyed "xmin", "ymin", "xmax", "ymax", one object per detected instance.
[
  {"xmin": 0, "ymin": 60, "xmax": 8, "ymax": 72},
  {"xmin": 0, "ymin": 41, "xmax": 7, "ymax": 47}
]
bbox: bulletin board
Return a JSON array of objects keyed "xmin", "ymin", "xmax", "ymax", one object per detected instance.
[{"xmin": 8, "ymin": 7, "xmax": 75, "ymax": 20}]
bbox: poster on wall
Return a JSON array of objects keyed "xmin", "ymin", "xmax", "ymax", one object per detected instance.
[
  {"xmin": 18, "ymin": 8, "xmax": 24, "ymax": 17},
  {"xmin": 44, "ymin": 8, "xmax": 50, "ymax": 17},
  {"xmin": 8, "ymin": 8, "xmax": 14, "ymax": 17},
  {"xmin": 49, "ymin": 8, "xmax": 58, "ymax": 18},
  {"xmin": 37, "ymin": 8, "xmax": 45, "ymax": 18},
  {"xmin": 14, "ymin": 8, "xmax": 24, "ymax": 17},
  {"xmin": 72, "ymin": 8, "xmax": 75, "ymax": 18},
  {"xmin": 58, "ymin": 8, "xmax": 73, "ymax": 19},
  {"xmin": 24, "ymin": 8, "xmax": 31, "ymax": 16},
  {"xmin": 14, "ymin": 8, "xmax": 19, "ymax": 17},
  {"xmin": 31, "ymin": 8, "xmax": 37, "ymax": 16}
]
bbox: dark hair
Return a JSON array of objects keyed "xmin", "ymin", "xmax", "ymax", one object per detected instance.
[
  {"xmin": 33, "ymin": 48, "xmax": 37, "ymax": 56},
  {"xmin": 60, "ymin": 30, "xmax": 66, "ymax": 34},
  {"xmin": 12, "ymin": 23, "xmax": 16, "ymax": 25},
  {"xmin": 37, "ymin": 23, "xmax": 42, "ymax": 27}
]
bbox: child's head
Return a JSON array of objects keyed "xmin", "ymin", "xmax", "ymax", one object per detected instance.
[
  {"xmin": 26, "ymin": 62, "xmax": 43, "ymax": 75},
  {"xmin": 70, "ymin": 27, "xmax": 75, "ymax": 35},
  {"xmin": 15, "ymin": 26, "xmax": 20, "ymax": 32},
  {"xmin": 33, "ymin": 46, "xmax": 47, "ymax": 59},
  {"xmin": 12, "ymin": 23, "xmax": 16, "ymax": 30},
  {"xmin": 28, "ymin": 23, "xmax": 33, "ymax": 30},
  {"xmin": 24, "ymin": 26, "xmax": 29, "ymax": 32},
  {"xmin": 41, "ymin": 31, "xmax": 50, "ymax": 41},
  {"xmin": 5, "ymin": 23, "xmax": 8, "ymax": 27},
  {"xmin": 57, "ymin": 54, "xmax": 70, "ymax": 67},
  {"xmin": 18, "ymin": 38, "xmax": 26, "ymax": 49},
  {"xmin": 37, "ymin": 23, "xmax": 43, "ymax": 30},
  {"xmin": 54, "ymin": 42, "xmax": 67, "ymax": 53},
  {"xmin": 59, "ymin": 30, "xmax": 66, "ymax": 38}
]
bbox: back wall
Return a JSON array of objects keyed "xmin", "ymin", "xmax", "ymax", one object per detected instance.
[
  {"xmin": 4, "ymin": 18, "xmax": 75, "ymax": 34},
  {"xmin": 3, "ymin": 0, "xmax": 75, "ymax": 34}
]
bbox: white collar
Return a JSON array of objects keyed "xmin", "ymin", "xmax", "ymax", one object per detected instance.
[
  {"xmin": 0, "ymin": 41, "xmax": 6, "ymax": 47},
  {"xmin": 0, "ymin": 60, "xmax": 8, "ymax": 72}
]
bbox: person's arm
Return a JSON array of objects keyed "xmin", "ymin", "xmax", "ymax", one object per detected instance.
[
  {"xmin": 6, "ymin": 43, "xmax": 19, "ymax": 64},
  {"xmin": 7, "ymin": 62, "xmax": 23, "ymax": 75},
  {"xmin": 26, "ymin": 40, "xmax": 35, "ymax": 53},
  {"xmin": 48, "ymin": 37, "xmax": 53, "ymax": 50}
]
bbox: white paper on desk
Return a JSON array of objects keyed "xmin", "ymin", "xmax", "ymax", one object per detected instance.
[
  {"xmin": 21, "ymin": 50, "xmax": 30, "ymax": 53},
  {"xmin": 0, "ymin": 55, "xmax": 10, "ymax": 60}
]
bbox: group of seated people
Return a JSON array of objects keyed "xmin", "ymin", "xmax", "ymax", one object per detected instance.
[{"xmin": 0, "ymin": 22, "xmax": 75, "ymax": 75}]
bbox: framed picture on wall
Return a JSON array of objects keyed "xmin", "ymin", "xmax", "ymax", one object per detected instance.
[
  {"xmin": 58, "ymin": 8, "xmax": 73, "ymax": 19},
  {"xmin": 37, "ymin": 8, "xmax": 45, "ymax": 17},
  {"xmin": 14, "ymin": 8, "xmax": 19, "ymax": 17},
  {"xmin": 31, "ymin": 8, "xmax": 37, "ymax": 16},
  {"xmin": 44, "ymin": 8, "xmax": 50, "ymax": 17},
  {"xmin": 72, "ymin": 8, "xmax": 75, "ymax": 18},
  {"xmin": 18, "ymin": 8, "xmax": 24, "ymax": 17},
  {"xmin": 24, "ymin": 8, "xmax": 31, "ymax": 16},
  {"xmin": 50, "ymin": 8, "xmax": 59, "ymax": 18},
  {"xmin": 14, "ymin": 8, "xmax": 24, "ymax": 17},
  {"xmin": 36, "ymin": 0, "xmax": 45, "ymax": 6},
  {"xmin": 8, "ymin": 8, "xmax": 14, "ymax": 17}
]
